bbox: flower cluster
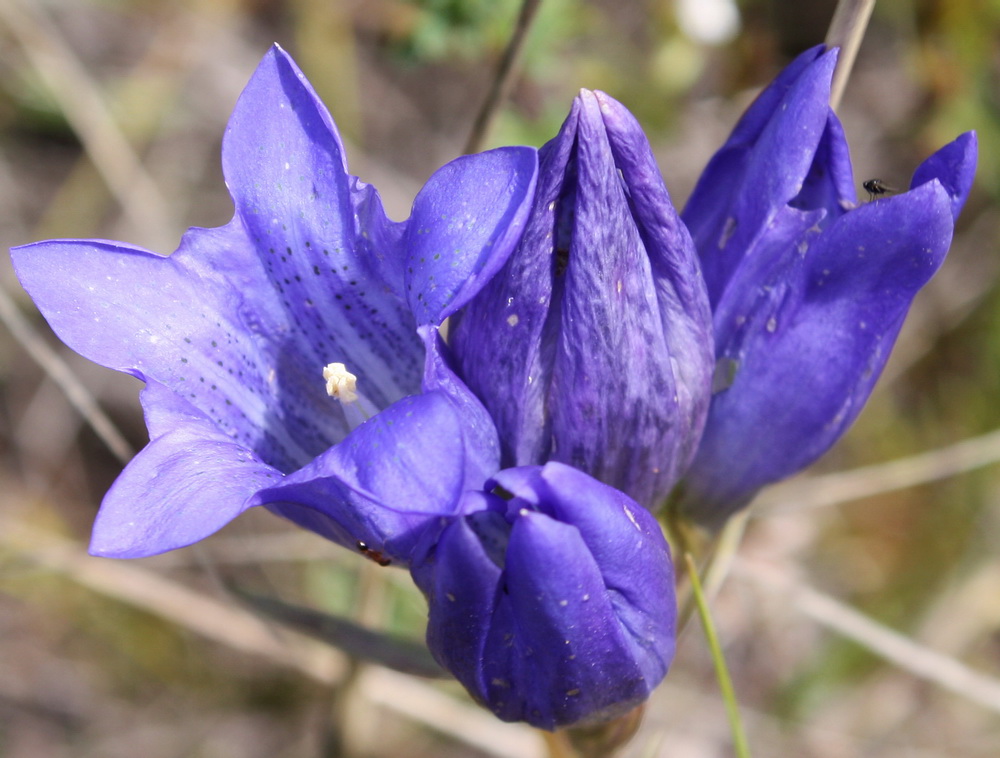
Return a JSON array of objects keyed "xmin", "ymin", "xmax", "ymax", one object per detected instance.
[{"xmin": 11, "ymin": 44, "xmax": 975, "ymax": 729}]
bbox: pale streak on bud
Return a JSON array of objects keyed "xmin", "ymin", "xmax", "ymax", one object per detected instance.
[{"xmin": 323, "ymin": 362, "xmax": 359, "ymax": 404}]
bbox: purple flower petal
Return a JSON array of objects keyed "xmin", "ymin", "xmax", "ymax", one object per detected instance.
[
  {"xmin": 91, "ymin": 382, "xmax": 282, "ymax": 558},
  {"xmin": 793, "ymin": 112, "xmax": 857, "ymax": 219},
  {"xmin": 680, "ymin": 46, "xmax": 827, "ymax": 236},
  {"xmin": 420, "ymin": 326, "xmax": 502, "ymax": 487},
  {"xmin": 679, "ymin": 180, "xmax": 957, "ymax": 525},
  {"xmin": 255, "ymin": 387, "xmax": 491, "ymax": 566},
  {"xmin": 452, "ymin": 91, "xmax": 713, "ymax": 510},
  {"xmin": 490, "ymin": 462, "xmax": 676, "ymax": 684},
  {"xmin": 484, "ymin": 512, "xmax": 650, "ymax": 728},
  {"xmin": 910, "ymin": 131, "xmax": 978, "ymax": 221},
  {"xmin": 221, "ymin": 45, "xmax": 423, "ymax": 416},
  {"xmin": 412, "ymin": 463, "xmax": 674, "ymax": 729},
  {"xmin": 410, "ymin": 500, "xmax": 505, "ymax": 704},
  {"xmin": 596, "ymin": 91, "xmax": 715, "ymax": 473},
  {"xmin": 11, "ymin": 45, "xmax": 538, "ymax": 562},
  {"xmin": 449, "ymin": 105, "xmax": 581, "ymax": 469},
  {"xmin": 405, "ymin": 148, "xmax": 538, "ymax": 325},
  {"xmin": 683, "ymin": 47, "xmax": 839, "ymax": 306},
  {"xmin": 11, "ymin": 229, "xmax": 338, "ymax": 473},
  {"xmin": 11, "ymin": 46, "xmax": 427, "ymax": 475}
]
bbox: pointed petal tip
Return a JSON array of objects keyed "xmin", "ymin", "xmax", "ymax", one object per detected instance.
[
  {"xmin": 911, "ymin": 130, "xmax": 978, "ymax": 221},
  {"xmin": 88, "ymin": 512, "xmax": 206, "ymax": 559},
  {"xmin": 811, "ymin": 46, "xmax": 838, "ymax": 88},
  {"xmin": 88, "ymin": 536, "xmax": 161, "ymax": 560}
]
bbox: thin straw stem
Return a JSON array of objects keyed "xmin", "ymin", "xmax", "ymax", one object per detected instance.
[
  {"xmin": 463, "ymin": 0, "xmax": 543, "ymax": 154},
  {"xmin": 825, "ymin": 0, "xmax": 877, "ymax": 110}
]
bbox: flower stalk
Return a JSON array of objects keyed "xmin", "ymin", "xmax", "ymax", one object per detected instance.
[{"xmin": 685, "ymin": 552, "xmax": 752, "ymax": 758}]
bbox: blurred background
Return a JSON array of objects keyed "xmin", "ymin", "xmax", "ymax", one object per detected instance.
[{"xmin": 1, "ymin": 0, "xmax": 998, "ymax": 756}]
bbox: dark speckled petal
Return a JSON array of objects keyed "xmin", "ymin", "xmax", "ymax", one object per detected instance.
[
  {"xmin": 10, "ymin": 45, "xmax": 538, "ymax": 559},
  {"xmin": 11, "ymin": 226, "xmax": 331, "ymax": 474},
  {"xmin": 221, "ymin": 45, "xmax": 422, "ymax": 420}
]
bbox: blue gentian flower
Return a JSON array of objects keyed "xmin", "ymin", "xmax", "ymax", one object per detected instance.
[
  {"xmin": 277, "ymin": 332, "xmax": 678, "ymax": 730},
  {"xmin": 11, "ymin": 45, "xmax": 538, "ymax": 560},
  {"xmin": 11, "ymin": 45, "xmax": 674, "ymax": 731},
  {"xmin": 449, "ymin": 89, "xmax": 715, "ymax": 512},
  {"xmin": 674, "ymin": 46, "xmax": 978, "ymax": 527}
]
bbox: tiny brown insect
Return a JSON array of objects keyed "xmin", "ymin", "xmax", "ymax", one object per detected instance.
[
  {"xmin": 356, "ymin": 540, "xmax": 392, "ymax": 567},
  {"xmin": 863, "ymin": 178, "xmax": 896, "ymax": 201}
]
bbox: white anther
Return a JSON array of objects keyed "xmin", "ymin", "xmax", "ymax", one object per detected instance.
[{"xmin": 323, "ymin": 362, "xmax": 359, "ymax": 403}]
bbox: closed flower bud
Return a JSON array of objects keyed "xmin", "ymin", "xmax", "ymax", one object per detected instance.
[
  {"xmin": 450, "ymin": 90, "xmax": 714, "ymax": 512},
  {"xmin": 410, "ymin": 462, "xmax": 676, "ymax": 730}
]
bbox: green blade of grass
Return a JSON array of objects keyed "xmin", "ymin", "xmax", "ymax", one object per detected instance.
[{"xmin": 684, "ymin": 551, "xmax": 751, "ymax": 758}]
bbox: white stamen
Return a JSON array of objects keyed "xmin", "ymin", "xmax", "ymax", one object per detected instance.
[{"xmin": 323, "ymin": 362, "xmax": 359, "ymax": 404}]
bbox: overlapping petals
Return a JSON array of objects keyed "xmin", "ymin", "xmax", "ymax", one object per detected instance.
[
  {"xmin": 410, "ymin": 462, "xmax": 676, "ymax": 730},
  {"xmin": 675, "ymin": 46, "xmax": 978, "ymax": 526},
  {"xmin": 450, "ymin": 89, "xmax": 714, "ymax": 511},
  {"xmin": 11, "ymin": 45, "xmax": 537, "ymax": 557}
]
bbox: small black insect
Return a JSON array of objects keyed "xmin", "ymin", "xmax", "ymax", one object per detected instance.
[
  {"xmin": 863, "ymin": 178, "xmax": 896, "ymax": 201},
  {"xmin": 356, "ymin": 540, "xmax": 392, "ymax": 567}
]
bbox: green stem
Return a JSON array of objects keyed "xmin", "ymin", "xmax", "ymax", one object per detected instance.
[{"xmin": 684, "ymin": 552, "xmax": 752, "ymax": 758}]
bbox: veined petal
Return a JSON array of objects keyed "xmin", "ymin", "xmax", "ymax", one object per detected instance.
[
  {"xmin": 91, "ymin": 381, "xmax": 282, "ymax": 558},
  {"xmin": 13, "ymin": 45, "xmax": 540, "ymax": 565},
  {"xmin": 405, "ymin": 147, "xmax": 538, "ymax": 326},
  {"xmin": 547, "ymin": 92, "xmax": 710, "ymax": 507},
  {"xmin": 452, "ymin": 92, "xmax": 712, "ymax": 510},
  {"xmin": 679, "ymin": 181, "xmax": 956, "ymax": 525},
  {"xmin": 11, "ymin": 227, "xmax": 333, "ymax": 472},
  {"xmin": 449, "ymin": 105, "xmax": 581, "ymax": 468},
  {"xmin": 595, "ymin": 90, "xmax": 714, "ymax": 476},
  {"xmin": 11, "ymin": 47, "xmax": 429, "ymax": 476},
  {"xmin": 549, "ymin": 92, "xmax": 685, "ymax": 504}
]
